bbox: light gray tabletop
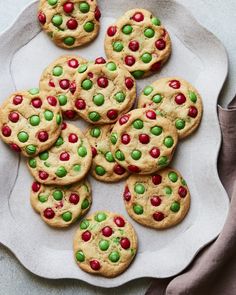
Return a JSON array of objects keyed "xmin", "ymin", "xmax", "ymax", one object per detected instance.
[{"xmin": 0, "ymin": 1, "xmax": 235, "ymax": 294}]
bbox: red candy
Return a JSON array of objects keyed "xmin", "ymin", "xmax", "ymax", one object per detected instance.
[
  {"xmin": 62, "ymin": 122, "xmax": 67, "ymax": 130},
  {"xmin": 60, "ymin": 152, "xmax": 70, "ymax": 161},
  {"xmin": 2, "ymin": 125, "xmax": 11, "ymax": 137},
  {"xmin": 178, "ymin": 186, "xmax": 187, "ymax": 198},
  {"xmin": 119, "ymin": 114, "xmax": 130, "ymax": 125},
  {"xmin": 128, "ymin": 40, "xmax": 139, "ymax": 51},
  {"xmin": 44, "ymin": 208, "xmax": 55, "ymax": 219},
  {"xmin": 97, "ymin": 77, "xmax": 108, "ymax": 88},
  {"xmin": 102, "ymin": 226, "xmax": 113, "ymax": 237},
  {"xmin": 149, "ymin": 147, "xmax": 160, "ymax": 158},
  {"xmin": 67, "ymin": 19, "xmax": 78, "ymax": 30},
  {"xmin": 146, "ymin": 110, "xmax": 156, "ymax": 119},
  {"xmin": 69, "ymin": 81, "xmax": 76, "ymax": 94},
  {"xmin": 38, "ymin": 11, "xmax": 46, "ymax": 25},
  {"xmin": 68, "ymin": 58, "xmax": 79, "ymax": 68},
  {"xmin": 95, "ymin": 6, "xmax": 101, "ymax": 21},
  {"xmin": 155, "ymin": 39, "xmax": 166, "ymax": 50},
  {"xmin": 123, "ymin": 186, "xmax": 131, "ymax": 201},
  {"xmin": 75, "ymin": 98, "xmax": 86, "ymax": 110},
  {"xmin": 39, "ymin": 171, "xmax": 49, "ymax": 180},
  {"xmin": 120, "ymin": 237, "xmax": 130, "ymax": 249},
  {"xmin": 153, "ymin": 211, "xmax": 164, "ymax": 221},
  {"xmin": 9, "ymin": 112, "xmax": 19, "ymax": 123},
  {"xmin": 188, "ymin": 106, "xmax": 198, "ymax": 118},
  {"xmin": 107, "ymin": 109, "xmax": 118, "ymax": 120},
  {"xmin": 90, "ymin": 260, "xmax": 101, "ymax": 271},
  {"xmin": 64, "ymin": 110, "xmax": 76, "ymax": 119},
  {"xmin": 82, "ymin": 230, "xmax": 91, "ymax": 241},
  {"xmin": 69, "ymin": 193, "xmax": 80, "ymax": 204},
  {"xmin": 121, "ymin": 133, "xmax": 130, "ymax": 144},
  {"xmin": 125, "ymin": 55, "xmax": 136, "ymax": 66},
  {"xmin": 113, "ymin": 164, "xmax": 126, "ymax": 175},
  {"xmin": 49, "ymin": 79, "xmax": 55, "ymax": 87},
  {"xmin": 152, "ymin": 174, "xmax": 162, "ymax": 185},
  {"xmin": 139, "ymin": 134, "xmax": 150, "ymax": 144},
  {"xmin": 32, "ymin": 181, "xmax": 41, "ymax": 192},
  {"xmin": 114, "ymin": 216, "xmax": 125, "ymax": 227},
  {"xmin": 169, "ymin": 80, "xmax": 181, "ymax": 89},
  {"xmin": 68, "ymin": 133, "xmax": 78, "ymax": 143},
  {"xmin": 128, "ymin": 165, "xmax": 140, "ymax": 173},
  {"xmin": 151, "ymin": 196, "xmax": 162, "ymax": 206},
  {"xmin": 63, "ymin": 2, "xmax": 74, "ymax": 13},
  {"xmin": 13, "ymin": 95, "xmax": 23, "ymax": 105},
  {"xmin": 151, "ymin": 61, "xmax": 162, "ymax": 72},
  {"xmin": 38, "ymin": 131, "xmax": 49, "ymax": 142},
  {"xmin": 175, "ymin": 93, "xmax": 186, "ymax": 105},
  {"xmin": 107, "ymin": 26, "xmax": 117, "ymax": 37},
  {"xmin": 59, "ymin": 79, "xmax": 70, "ymax": 90},
  {"xmin": 132, "ymin": 12, "xmax": 144, "ymax": 22},
  {"xmin": 125, "ymin": 77, "xmax": 134, "ymax": 89},
  {"xmin": 95, "ymin": 57, "xmax": 106, "ymax": 64},
  {"xmin": 31, "ymin": 98, "xmax": 42, "ymax": 108},
  {"xmin": 88, "ymin": 72, "xmax": 93, "ymax": 78},
  {"xmin": 10, "ymin": 143, "xmax": 21, "ymax": 152},
  {"xmin": 91, "ymin": 147, "xmax": 97, "ymax": 158},
  {"xmin": 47, "ymin": 96, "xmax": 57, "ymax": 106}
]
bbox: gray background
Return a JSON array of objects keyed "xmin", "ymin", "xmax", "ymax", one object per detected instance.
[{"xmin": 0, "ymin": 0, "xmax": 235, "ymax": 294}]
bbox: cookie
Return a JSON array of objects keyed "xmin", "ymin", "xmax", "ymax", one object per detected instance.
[
  {"xmin": 123, "ymin": 168, "xmax": 190, "ymax": 229},
  {"xmin": 31, "ymin": 179, "xmax": 92, "ymax": 227},
  {"xmin": 104, "ymin": 8, "xmax": 171, "ymax": 79},
  {"xmin": 0, "ymin": 88, "xmax": 62, "ymax": 157},
  {"xmin": 73, "ymin": 211, "xmax": 137, "ymax": 277},
  {"xmin": 38, "ymin": 0, "xmax": 101, "ymax": 48},
  {"xmin": 27, "ymin": 122, "xmax": 92, "ymax": 185},
  {"xmin": 39, "ymin": 55, "xmax": 88, "ymax": 119},
  {"xmin": 110, "ymin": 108, "xmax": 178, "ymax": 174},
  {"xmin": 85, "ymin": 125, "xmax": 129, "ymax": 182},
  {"xmin": 138, "ymin": 77, "xmax": 203, "ymax": 138},
  {"xmin": 73, "ymin": 58, "xmax": 136, "ymax": 124}
]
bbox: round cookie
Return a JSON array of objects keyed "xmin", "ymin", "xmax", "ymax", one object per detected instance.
[
  {"xmin": 31, "ymin": 179, "xmax": 92, "ymax": 227},
  {"xmin": 123, "ymin": 168, "xmax": 190, "ymax": 229},
  {"xmin": 110, "ymin": 108, "xmax": 178, "ymax": 174},
  {"xmin": 38, "ymin": 0, "xmax": 101, "ymax": 48},
  {"xmin": 104, "ymin": 8, "xmax": 171, "ymax": 79},
  {"xmin": 73, "ymin": 58, "xmax": 136, "ymax": 124},
  {"xmin": 39, "ymin": 55, "xmax": 88, "ymax": 119},
  {"xmin": 138, "ymin": 77, "xmax": 203, "ymax": 138},
  {"xmin": 73, "ymin": 211, "xmax": 137, "ymax": 277},
  {"xmin": 27, "ymin": 122, "xmax": 92, "ymax": 185},
  {"xmin": 0, "ymin": 88, "xmax": 62, "ymax": 157},
  {"xmin": 85, "ymin": 125, "xmax": 129, "ymax": 182}
]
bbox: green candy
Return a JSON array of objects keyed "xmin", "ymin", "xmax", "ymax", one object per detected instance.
[
  {"xmin": 134, "ymin": 183, "xmax": 145, "ymax": 194},
  {"xmin": 158, "ymin": 156, "xmax": 168, "ymax": 166},
  {"xmin": 55, "ymin": 136, "xmax": 64, "ymax": 147},
  {"xmin": 55, "ymin": 166, "xmax": 67, "ymax": 178},
  {"xmin": 122, "ymin": 25, "xmax": 133, "ymax": 34},
  {"xmin": 80, "ymin": 219, "xmax": 89, "ymax": 229},
  {"xmin": 175, "ymin": 119, "xmax": 185, "ymax": 130},
  {"xmin": 99, "ymin": 240, "xmax": 110, "ymax": 251},
  {"xmin": 78, "ymin": 146, "xmax": 87, "ymax": 157},
  {"xmin": 105, "ymin": 152, "xmax": 115, "ymax": 162},
  {"xmin": 82, "ymin": 79, "xmax": 93, "ymax": 90},
  {"xmin": 113, "ymin": 41, "xmax": 123, "ymax": 52},
  {"xmin": 84, "ymin": 21, "xmax": 94, "ymax": 32},
  {"xmin": 93, "ymin": 93, "xmax": 104, "ymax": 106},
  {"xmin": 165, "ymin": 186, "xmax": 172, "ymax": 195},
  {"xmin": 53, "ymin": 190, "xmax": 63, "ymax": 200},
  {"xmin": 88, "ymin": 112, "xmax": 100, "ymax": 122},
  {"xmin": 106, "ymin": 62, "xmax": 117, "ymax": 71},
  {"xmin": 38, "ymin": 194, "xmax": 48, "ymax": 203},
  {"xmin": 170, "ymin": 201, "xmax": 180, "ymax": 212},
  {"xmin": 181, "ymin": 178, "xmax": 187, "ymax": 186},
  {"xmin": 151, "ymin": 126, "xmax": 162, "ymax": 136},
  {"xmin": 44, "ymin": 162, "xmax": 51, "ymax": 168},
  {"xmin": 18, "ymin": 131, "xmax": 29, "ymax": 143},
  {"xmin": 58, "ymin": 95, "xmax": 67, "ymax": 106},
  {"xmin": 164, "ymin": 136, "xmax": 174, "ymax": 148},
  {"xmin": 131, "ymin": 150, "xmax": 142, "ymax": 160},
  {"xmin": 141, "ymin": 53, "xmax": 152, "ymax": 63},
  {"xmin": 53, "ymin": 66, "xmax": 63, "ymax": 76},
  {"xmin": 76, "ymin": 250, "xmax": 85, "ymax": 262},
  {"xmin": 28, "ymin": 88, "xmax": 39, "ymax": 95},
  {"xmin": 28, "ymin": 159, "xmax": 36, "ymax": 168},
  {"xmin": 95, "ymin": 212, "xmax": 107, "ymax": 222},
  {"xmin": 143, "ymin": 86, "xmax": 153, "ymax": 96},
  {"xmin": 132, "ymin": 119, "xmax": 143, "ymax": 129},
  {"xmin": 62, "ymin": 211, "xmax": 72, "ymax": 222},
  {"xmin": 115, "ymin": 150, "xmax": 125, "ymax": 161},
  {"xmin": 63, "ymin": 37, "xmax": 75, "ymax": 46},
  {"xmin": 73, "ymin": 164, "xmax": 81, "ymax": 172},
  {"xmin": 189, "ymin": 91, "xmax": 197, "ymax": 103},
  {"xmin": 81, "ymin": 199, "xmax": 89, "ymax": 209},
  {"xmin": 39, "ymin": 151, "xmax": 49, "ymax": 161},
  {"xmin": 151, "ymin": 17, "xmax": 161, "ymax": 26},
  {"xmin": 168, "ymin": 171, "xmax": 178, "ymax": 182},
  {"xmin": 133, "ymin": 204, "xmax": 143, "ymax": 215},
  {"xmin": 152, "ymin": 94, "xmax": 162, "ymax": 103},
  {"xmin": 44, "ymin": 110, "xmax": 54, "ymax": 121},
  {"xmin": 26, "ymin": 145, "xmax": 36, "ymax": 155},
  {"xmin": 48, "ymin": 0, "xmax": 58, "ymax": 5},
  {"xmin": 79, "ymin": 1, "xmax": 90, "ymax": 13},
  {"xmin": 110, "ymin": 133, "xmax": 118, "ymax": 144},
  {"xmin": 132, "ymin": 70, "xmax": 145, "ymax": 79},
  {"xmin": 29, "ymin": 115, "xmax": 40, "ymax": 126},
  {"xmin": 78, "ymin": 64, "xmax": 88, "ymax": 73},
  {"xmin": 52, "ymin": 15, "xmax": 63, "ymax": 27},
  {"xmin": 56, "ymin": 114, "xmax": 62, "ymax": 125},
  {"xmin": 90, "ymin": 127, "xmax": 101, "ymax": 138},
  {"xmin": 114, "ymin": 92, "xmax": 125, "ymax": 103},
  {"xmin": 109, "ymin": 251, "xmax": 120, "ymax": 263},
  {"xmin": 95, "ymin": 165, "xmax": 106, "ymax": 176},
  {"xmin": 144, "ymin": 28, "xmax": 155, "ymax": 38}
]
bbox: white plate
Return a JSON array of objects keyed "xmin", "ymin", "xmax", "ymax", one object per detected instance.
[{"xmin": 0, "ymin": 0, "xmax": 229, "ymax": 288}]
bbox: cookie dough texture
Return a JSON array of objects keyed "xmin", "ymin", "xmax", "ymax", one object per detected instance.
[
  {"xmin": 0, "ymin": 89, "xmax": 62, "ymax": 157},
  {"xmin": 31, "ymin": 179, "xmax": 92, "ymax": 227},
  {"xmin": 27, "ymin": 122, "xmax": 92, "ymax": 185},
  {"xmin": 73, "ymin": 211, "xmax": 138, "ymax": 277},
  {"xmin": 73, "ymin": 59, "xmax": 136, "ymax": 124},
  {"xmin": 138, "ymin": 77, "xmax": 203, "ymax": 138},
  {"xmin": 39, "ymin": 55, "xmax": 88, "ymax": 119},
  {"xmin": 105, "ymin": 8, "xmax": 171, "ymax": 79},
  {"xmin": 124, "ymin": 168, "xmax": 190, "ymax": 229},
  {"xmin": 85, "ymin": 124, "xmax": 129, "ymax": 182},
  {"xmin": 38, "ymin": 0, "xmax": 101, "ymax": 48},
  {"xmin": 110, "ymin": 108, "xmax": 178, "ymax": 174}
]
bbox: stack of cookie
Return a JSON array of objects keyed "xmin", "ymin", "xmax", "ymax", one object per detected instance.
[{"xmin": 0, "ymin": 3, "xmax": 203, "ymax": 278}]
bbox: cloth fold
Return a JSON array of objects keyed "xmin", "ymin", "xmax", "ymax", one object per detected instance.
[{"xmin": 146, "ymin": 96, "xmax": 236, "ymax": 295}]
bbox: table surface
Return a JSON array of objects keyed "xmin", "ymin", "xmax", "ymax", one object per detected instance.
[{"xmin": 0, "ymin": 1, "xmax": 235, "ymax": 294}]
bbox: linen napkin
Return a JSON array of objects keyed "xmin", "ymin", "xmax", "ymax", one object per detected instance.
[{"xmin": 146, "ymin": 97, "xmax": 236, "ymax": 295}]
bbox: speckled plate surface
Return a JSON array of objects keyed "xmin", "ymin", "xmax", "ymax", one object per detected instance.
[{"xmin": 0, "ymin": 0, "xmax": 229, "ymax": 288}]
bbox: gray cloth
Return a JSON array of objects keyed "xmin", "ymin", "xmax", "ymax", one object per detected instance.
[{"xmin": 146, "ymin": 98, "xmax": 236, "ymax": 295}]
